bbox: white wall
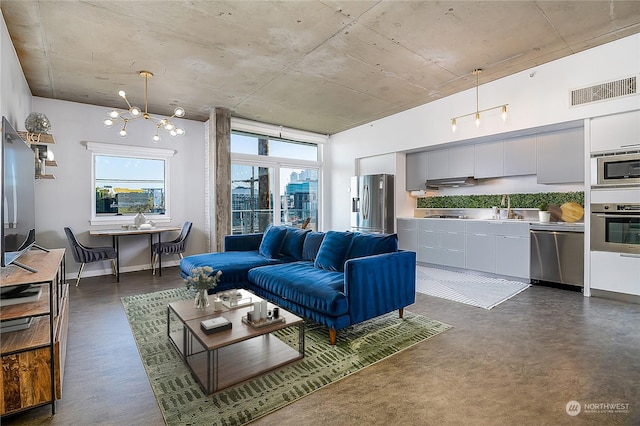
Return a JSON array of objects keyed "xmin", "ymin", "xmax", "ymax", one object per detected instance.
[
  {"xmin": 32, "ymin": 97, "xmax": 207, "ymax": 277},
  {"xmin": 328, "ymin": 34, "xmax": 640, "ymax": 231},
  {"xmin": 0, "ymin": 10, "xmax": 31, "ymax": 129}
]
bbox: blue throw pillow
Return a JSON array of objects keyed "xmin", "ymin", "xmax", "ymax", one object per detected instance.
[
  {"xmin": 347, "ymin": 233, "xmax": 398, "ymax": 259},
  {"xmin": 280, "ymin": 227, "xmax": 310, "ymax": 260},
  {"xmin": 302, "ymin": 232, "xmax": 325, "ymax": 261},
  {"xmin": 258, "ymin": 225, "xmax": 287, "ymax": 259},
  {"xmin": 314, "ymin": 231, "xmax": 354, "ymax": 272}
]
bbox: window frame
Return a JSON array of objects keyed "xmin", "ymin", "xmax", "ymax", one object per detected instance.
[
  {"xmin": 230, "ymin": 130, "xmax": 323, "ymax": 231},
  {"xmin": 86, "ymin": 142, "xmax": 175, "ymax": 226}
]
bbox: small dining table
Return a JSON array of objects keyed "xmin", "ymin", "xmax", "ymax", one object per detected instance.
[{"xmin": 89, "ymin": 226, "xmax": 181, "ymax": 281}]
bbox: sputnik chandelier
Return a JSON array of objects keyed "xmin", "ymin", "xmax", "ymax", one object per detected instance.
[
  {"xmin": 103, "ymin": 71, "xmax": 185, "ymax": 142},
  {"xmin": 451, "ymin": 68, "xmax": 508, "ymax": 132}
]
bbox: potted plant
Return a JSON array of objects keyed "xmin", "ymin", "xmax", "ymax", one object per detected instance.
[{"xmin": 538, "ymin": 202, "xmax": 551, "ymax": 223}]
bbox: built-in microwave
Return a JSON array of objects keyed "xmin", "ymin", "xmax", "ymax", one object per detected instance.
[{"xmin": 591, "ymin": 151, "xmax": 640, "ymax": 187}]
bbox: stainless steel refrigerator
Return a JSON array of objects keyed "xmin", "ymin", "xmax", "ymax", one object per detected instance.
[{"xmin": 350, "ymin": 174, "xmax": 395, "ymax": 234}]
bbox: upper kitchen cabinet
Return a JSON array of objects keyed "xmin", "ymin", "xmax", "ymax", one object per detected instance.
[
  {"xmin": 536, "ymin": 127, "xmax": 584, "ymax": 184},
  {"xmin": 474, "ymin": 141, "xmax": 503, "ymax": 178},
  {"xmin": 590, "ymin": 110, "xmax": 640, "ymax": 153},
  {"xmin": 448, "ymin": 146, "xmax": 474, "ymax": 177},
  {"xmin": 425, "ymin": 146, "xmax": 474, "ymax": 180},
  {"xmin": 426, "ymin": 149, "xmax": 449, "ymax": 179},
  {"xmin": 503, "ymin": 135, "xmax": 536, "ymax": 176},
  {"xmin": 405, "ymin": 151, "xmax": 428, "ymax": 191}
]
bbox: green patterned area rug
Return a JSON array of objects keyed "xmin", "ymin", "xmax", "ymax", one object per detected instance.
[{"xmin": 122, "ymin": 288, "xmax": 451, "ymax": 425}]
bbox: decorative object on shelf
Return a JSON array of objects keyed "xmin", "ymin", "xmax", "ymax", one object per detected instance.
[
  {"xmin": 24, "ymin": 112, "xmax": 52, "ymax": 134},
  {"xmin": 538, "ymin": 202, "xmax": 551, "ymax": 222},
  {"xmin": 184, "ymin": 266, "xmax": 223, "ymax": 309},
  {"xmin": 451, "ymin": 69, "xmax": 508, "ymax": 132},
  {"xmin": 102, "ymin": 70, "xmax": 186, "ymax": 143},
  {"xmin": 134, "ymin": 212, "xmax": 147, "ymax": 228}
]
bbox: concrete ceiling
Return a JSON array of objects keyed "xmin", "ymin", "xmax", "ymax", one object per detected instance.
[{"xmin": 2, "ymin": 1, "xmax": 640, "ymax": 135}]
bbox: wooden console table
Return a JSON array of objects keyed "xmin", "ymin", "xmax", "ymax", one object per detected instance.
[
  {"xmin": 90, "ymin": 226, "xmax": 181, "ymax": 280},
  {"xmin": 0, "ymin": 248, "xmax": 68, "ymax": 417}
]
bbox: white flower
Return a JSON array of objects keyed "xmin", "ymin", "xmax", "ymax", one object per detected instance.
[{"xmin": 184, "ymin": 267, "xmax": 222, "ymax": 290}]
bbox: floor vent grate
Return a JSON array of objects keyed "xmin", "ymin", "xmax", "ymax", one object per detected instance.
[{"xmin": 570, "ymin": 76, "xmax": 637, "ymax": 107}]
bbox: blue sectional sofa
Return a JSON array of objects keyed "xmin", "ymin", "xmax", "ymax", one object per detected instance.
[{"xmin": 180, "ymin": 226, "xmax": 416, "ymax": 344}]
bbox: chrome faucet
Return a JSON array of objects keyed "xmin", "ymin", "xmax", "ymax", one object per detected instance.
[{"xmin": 501, "ymin": 194, "xmax": 511, "ymax": 219}]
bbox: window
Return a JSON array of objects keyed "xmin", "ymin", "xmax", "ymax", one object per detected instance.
[
  {"xmin": 87, "ymin": 142, "xmax": 175, "ymax": 225},
  {"xmin": 230, "ymin": 130, "xmax": 321, "ymax": 234}
]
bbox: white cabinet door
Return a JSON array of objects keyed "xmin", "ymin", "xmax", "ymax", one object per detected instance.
[
  {"xmin": 426, "ymin": 149, "xmax": 449, "ymax": 179},
  {"xmin": 591, "ymin": 251, "xmax": 640, "ymax": 296},
  {"xmin": 496, "ymin": 235, "xmax": 530, "ymax": 279},
  {"xmin": 466, "ymin": 233, "xmax": 496, "ymax": 273},
  {"xmin": 397, "ymin": 219, "xmax": 418, "ymax": 252},
  {"xmin": 536, "ymin": 127, "xmax": 584, "ymax": 184},
  {"xmin": 474, "ymin": 141, "xmax": 504, "ymax": 178},
  {"xmin": 448, "ymin": 146, "xmax": 475, "ymax": 177},
  {"xmin": 504, "ymin": 135, "xmax": 536, "ymax": 176},
  {"xmin": 405, "ymin": 152, "xmax": 428, "ymax": 191},
  {"xmin": 590, "ymin": 111, "xmax": 640, "ymax": 153}
]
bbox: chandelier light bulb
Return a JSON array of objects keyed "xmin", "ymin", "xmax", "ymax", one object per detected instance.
[
  {"xmin": 170, "ymin": 129, "xmax": 177, "ymax": 137},
  {"xmin": 109, "ymin": 110, "xmax": 120, "ymax": 119},
  {"xmin": 176, "ymin": 128, "xmax": 185, "ymax": 136},
  {"xmin": 475, "ymin": 112, "xmax": 481, "ymax": 127},
  {"xmin": 130, "ymin": 106, "xmax": 141, "ymax": 117},
  {"xmin": 174, "ymin": 107, "xmax": 185, "ymax": 117},
  {"xmin": 165, "ymin": 122, "xmax": 175, "ymax": 131},
  {"xmin": 103, "ymin": 118, "xmax": 114, "ymax": 127},
  {"xmin": 502, "ymin": 105, "xmax": 508, "ymax": 121},
  {"xmin": 118, "ymin": 90, "xmax": 126, "ymax": 98},
  {"xmin": 153, "ymin": 133, "xmax": 161, "ymax": 143},
  {"xmin": 119, "ymin": 128, "xmax": 127, "ymax": 137}
]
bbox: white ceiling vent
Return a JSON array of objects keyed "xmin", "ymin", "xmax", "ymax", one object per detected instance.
[{"xmin": 570, "ymin": 76, "xmax": 637, "ymax": 107}]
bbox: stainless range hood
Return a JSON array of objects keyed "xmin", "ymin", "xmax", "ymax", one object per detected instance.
[{"xmin": 425, "ymin": 177, "xmax": 478, "ymax": 189}]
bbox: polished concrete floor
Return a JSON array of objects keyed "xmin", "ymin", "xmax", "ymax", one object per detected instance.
[{"xmin": 4, "ymin": 267, "xmax": 639, "ymax": 425}]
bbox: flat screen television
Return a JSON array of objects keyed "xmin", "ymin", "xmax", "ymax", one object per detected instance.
[{"xmin": 1, "ymin": 116, "xmax": 36, "ymax": 268}]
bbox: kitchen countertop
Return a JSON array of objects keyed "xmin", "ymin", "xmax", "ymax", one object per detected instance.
[{"xmin": 400, "ymin": 216, "xmax": 585, "ymax": 232}]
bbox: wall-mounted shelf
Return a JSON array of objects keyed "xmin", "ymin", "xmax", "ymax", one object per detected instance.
[{"xmin": 17, "ymin": 132, "xmax": 55, "ymax": 145}]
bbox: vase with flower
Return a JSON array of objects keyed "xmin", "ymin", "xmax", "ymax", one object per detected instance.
[{"xmin": 184, "ymin": 266, "xmax": 223, "ymax": 309}]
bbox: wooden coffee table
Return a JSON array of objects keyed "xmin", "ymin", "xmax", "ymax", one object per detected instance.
[{"xmin": 167, "ymin": 289, "xmax": 305, "ymax": 394}]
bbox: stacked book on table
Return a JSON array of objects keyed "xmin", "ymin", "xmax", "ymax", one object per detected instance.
[{"xmin": 200, "ymin": 317, "xmax": 231, "ymax": 334}]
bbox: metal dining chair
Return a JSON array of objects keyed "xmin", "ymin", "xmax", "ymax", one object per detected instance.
[
  {"xmin": 152, "ymin": 221, "xmax": 192, "ymax": 275},
  {"xmin": 64, "ymin": 227, "xmax": 117, "ymax": 286}
]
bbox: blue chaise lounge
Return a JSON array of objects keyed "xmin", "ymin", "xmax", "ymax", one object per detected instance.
[{"xmin": 180, "ymin": 226, "xmax": 416, "ymax": 345}]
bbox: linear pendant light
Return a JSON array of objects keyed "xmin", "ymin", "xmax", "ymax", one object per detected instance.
[{"xmin": 451, "ymin": 69, "xmax": 508, "ymax": 132}]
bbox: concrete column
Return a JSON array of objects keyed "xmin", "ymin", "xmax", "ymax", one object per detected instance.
[{"xmin": 209, "ymin": 107, "xmax": 231, "ymax": 252}]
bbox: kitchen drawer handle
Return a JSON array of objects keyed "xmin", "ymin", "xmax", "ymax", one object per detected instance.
[
  {"xmin": 620, "ymin": 254, "xmax": 640, "ymax": 259},
  {"xmin": 620, "ymin": 143, "xmax": 640, "ymax": 148}
]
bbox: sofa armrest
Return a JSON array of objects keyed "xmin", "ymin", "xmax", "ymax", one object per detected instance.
[
  {"xmin": 344, "ymin": 250, "xmax": 416, "ymax": 325},
  {"xmin": 224, "ymin": 233, "xmax": 263, "ymax": 252}
]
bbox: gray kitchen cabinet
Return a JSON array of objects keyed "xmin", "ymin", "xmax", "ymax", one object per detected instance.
[
  {"xmin": 590, "ymin": 110, "xmax": 640, "ymax": 153},
  {"xmin": 503, "ymin": 135, "xmax": 536, "ymax": 176},
  {"xmin": 417, "ymin": 219, "xmax": 465, "ymax": 267},
  {"xmin": 405, "ymin": 152, "xmax": 428, "ymax": 191},
  {"xmin": 465, "ymin": 232, "xmax": 495, "ymax": 273},
  {"xmin": 465, "ymin": 221, "xmax": 530, "ymax": 278},
  {"xmin": 397, "ymin": 218, "xmax": 418, "ymax": 252},
  {"xmin": 426, "ymin": 149, "xmax": 448, "ymax": 179},
  {"xmin": 474, "ymin": 141, "xmax": 504, "ymax": 178},
  {"xmin": 448, "ymin": 146, "xmax": 475, "ymax": 177},
  {"xmin": 536, "ymin": 127, "xmax": 584, "ymax": 184}
]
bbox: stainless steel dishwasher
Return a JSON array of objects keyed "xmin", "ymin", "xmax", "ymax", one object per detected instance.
[{"xmin": 530, "ymin": 224, "xmax": 584, "ymax": 287}]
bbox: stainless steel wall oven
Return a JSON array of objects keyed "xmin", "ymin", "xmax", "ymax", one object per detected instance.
[{"xmin": 590, "ymin": 203, "xmax": 640, "ymax": 254}]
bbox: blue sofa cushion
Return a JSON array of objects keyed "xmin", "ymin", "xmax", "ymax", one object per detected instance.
[
  {"xmin": 180, "ymin": 251, "xmax": 283, "ymax": 286},
  {"xmin": 280, "ymin": 227, "xmax": 309, "ymax": 260},
  {"xmin": 302, "ymin": 231, "xmax": 325, "ymax": 261},
  {"xmin": 347, "ymin": 233, "xmax": 398, "ymax": 259},
  {"xmin": 248, "ymin": 262, "xmax": 348, "ymax": 316},
  {"xmin": 259, "ymin": 225, "xmax": 287, "ymax": 259},
  {"xmin": 314, "ymin": 231, "xmax": 354, "ymax": 272}
]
